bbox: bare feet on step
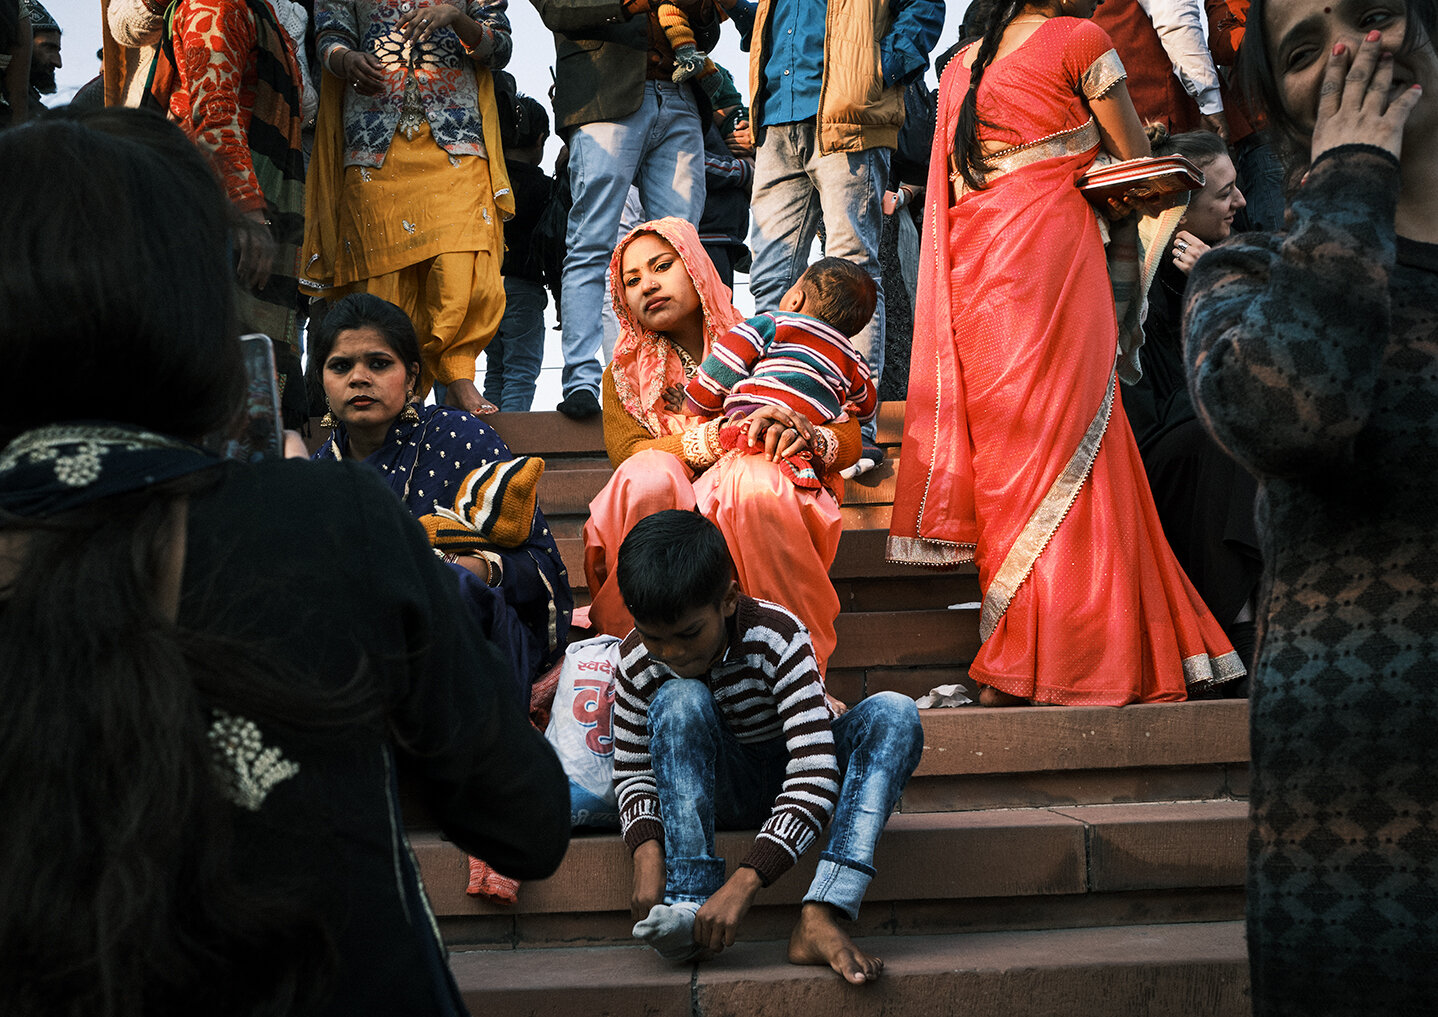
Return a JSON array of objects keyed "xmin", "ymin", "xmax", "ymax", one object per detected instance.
[
  {"xmin": 978, "ymin": 685, "xmax": 1030, "ymax": 707},
  {"xmin": 787, "ymin": 902, "xmax": 883, "ymax": 985}
]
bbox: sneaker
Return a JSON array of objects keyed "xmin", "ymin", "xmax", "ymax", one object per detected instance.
[
  {"xmin": 840, "ymin": 440, "xmax": 886, "ymax": 480},
  {"xmin": 556, "ymin": 389, "xmax": 601, "ymax": 419}
]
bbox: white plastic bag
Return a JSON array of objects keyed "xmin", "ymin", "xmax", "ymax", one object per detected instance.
[{"xmin": 544, "ymin": 634, "xmax": 622, "ymax": 827}]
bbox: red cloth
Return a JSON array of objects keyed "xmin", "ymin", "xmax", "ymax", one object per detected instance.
[
  {"xmin": 1205, "ymin": 0, "xmax": 1261, "ymax": 140},
  {"xmin": 890, "ymin": 19, "xmax": 1236, "ymax": 705},
  {"xmin": 1092, "ymin": 0, "xmax": 1200, "ymax": 132},
  {"xmin": 168, "ymin": 0, "xmax": 271, "ymax": 212}
]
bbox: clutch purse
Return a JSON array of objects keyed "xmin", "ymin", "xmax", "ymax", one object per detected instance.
[{"xmin": 1077, "ymin": 155, "xmax": 1206, "ymax": 205}]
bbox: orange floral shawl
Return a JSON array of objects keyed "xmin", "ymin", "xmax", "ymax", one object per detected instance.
[{"xmin": 606, "ymin": 217, "xmax": 746, "ymax": 438}]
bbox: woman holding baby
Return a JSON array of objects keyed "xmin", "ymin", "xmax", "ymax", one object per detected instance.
[{"xmin": 582, "ymin": 217, "xmax": 863, "ymax": 677}]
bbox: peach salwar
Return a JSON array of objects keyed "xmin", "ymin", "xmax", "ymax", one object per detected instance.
[
  {"xmin": 888, "ymin": 18, "xmax": 1243, "ymax": 705},
  {"xmin": 584, "ymin": 449, "xmax": 843, "ymax": 672},
  {"xmin": 582, "ymin": 217, "xmax": 850, "ymax": 675}
]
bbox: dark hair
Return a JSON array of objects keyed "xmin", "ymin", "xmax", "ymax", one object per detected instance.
[
  {"xmin": 1237, "ymin": 0, "xmax": 1438, "ymax": 173},
  {"xmin": 617, "ymin": 510, "xmax": 735, "ymax": 624},
  {"xmin": 306, "ymin": 292, "xmax": 423, "ymax": 400},
  {"xmin": 1148, "ymin": 124, "xmax": 1231, "ymax": 169},
  {"xmin": 0, "ymin": 109, "xmax": 244, "ymax": 448},
  {"xmin": 0, "ymin": 110, "xmax": 337, "ymax": 1017},
  {"xmin": 953, "ymin": 0, "xmax": 1025, "ymax": 191},
  {"xmin": 512, "ymin": 94, "xmax": 550, "ymax": 150},
  {"xmin": 798, "ymin": 257, "xmax": 879, "ymax": 338}
]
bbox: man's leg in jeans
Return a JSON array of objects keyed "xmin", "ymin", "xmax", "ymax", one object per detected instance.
[
  {"xmin": 747, "ymin": 122, "xmax": 824, "ymax": 318},
  {"xmin": 811, "ymin": 143, "xmax": 890, "ymax": 448},
  {"xmin": 639, "ymin": 677, "xmax": 784, "ymax": 960},
  {"xmin": 791, "ymin": 691, "xmax": 923, "ymax": 984},
  {"xmin": 491, "ymin": 276, "xmax": 547, "ymax": 411},
  {"xmin": 633, "ymin": 81, "xmax": 706, "ymax": 234},
  {"xmin": 558, "ymin": 96, "xmax": 655, "ymax": 411}
]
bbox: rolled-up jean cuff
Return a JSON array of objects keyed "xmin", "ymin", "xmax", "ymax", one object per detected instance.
[
  {"xmin": 665, "ymin": 856, "xmax": 727, "ymax": 905},
  {"xmin": 803, "ymin": 855, "xmax": 875, "ymax": 921}
]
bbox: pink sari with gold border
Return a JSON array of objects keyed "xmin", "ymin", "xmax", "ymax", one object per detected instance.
[{"xmin": 889, "ymin": 19, "xmax": 1243, "ymax": 704}]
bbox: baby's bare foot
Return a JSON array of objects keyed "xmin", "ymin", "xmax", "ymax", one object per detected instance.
[{"xmin": 787, "ymin": 902, "xmax": 883, "ymax": 985}]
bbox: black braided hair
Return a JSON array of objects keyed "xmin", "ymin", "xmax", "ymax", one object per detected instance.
[{"xmin": 953, "ymin": 0, "xmax": 1025, "ymax": 192}]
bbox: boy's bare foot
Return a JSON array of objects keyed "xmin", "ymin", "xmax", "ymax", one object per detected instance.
[
  {"xmin": 787, "ymin": 902, "xmax": 883, "ymax": 985},
  {"xmin": 978, "ymin": 685, "xmax": 1030, "ymax": 707}
]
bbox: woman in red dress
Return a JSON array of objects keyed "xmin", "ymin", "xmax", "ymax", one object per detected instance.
[{"xmin": 888, "ymin": 0, "xmax": 1243, "ymax": 706}]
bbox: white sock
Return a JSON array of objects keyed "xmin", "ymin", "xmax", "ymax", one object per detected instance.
[{"xmin": 632, "ymin": 901, "xmax": 703, "ymax": 962}]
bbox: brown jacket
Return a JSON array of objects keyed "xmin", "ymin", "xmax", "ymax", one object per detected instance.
[{"xmin": 747, "ymin": 0, "xmax": 903, "ymax": 155}]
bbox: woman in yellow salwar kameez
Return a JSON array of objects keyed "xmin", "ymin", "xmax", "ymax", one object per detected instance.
[{"xmin": 304, "ymin": 0, "xmax": 513, "ymax": 416}]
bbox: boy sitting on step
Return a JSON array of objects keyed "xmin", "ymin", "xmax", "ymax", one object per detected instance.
[{"xmin": 613, "ymin": 509, "xmax": 923, "ymax": 983}]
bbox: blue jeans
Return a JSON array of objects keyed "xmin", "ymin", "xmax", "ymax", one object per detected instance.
[
  {"xmin": 1233, "ymin": 133, "xmax": 1286, "ymax": 234},
  {"xmin": 483, "ymin": 277, "xmax": 548, "ymax": 412},
  {"xmin": 648, "ymin": 680, "xmax": 923, "ymax": 920},
  {"xmin": 560, "ymin": 83, "xmax": 707, "ymax": 399},
  {"xmin": 748, "ymin": 123, "xmax": 889, "ymax": 443}
]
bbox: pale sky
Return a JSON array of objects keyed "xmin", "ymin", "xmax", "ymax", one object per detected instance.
[{"xmin": 44, "ymin": 0, "xmax": 969, "ymax": 134}]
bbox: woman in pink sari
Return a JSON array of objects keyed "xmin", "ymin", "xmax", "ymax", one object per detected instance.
[
  {"xmin": 584, "ymin": 217, "xmax": 861, "ymax": 676},
  {"xmin": 888, "ymin": 0, "xmax": 1244, "ymax": 706}
]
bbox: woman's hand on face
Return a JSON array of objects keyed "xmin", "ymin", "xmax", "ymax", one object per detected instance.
[
  {"xmin": 1312, "ymin": 31, "xmax": 1424, "ymax": 165},
  {"xmin": 341, "ymin": 48, "xmax": 386, "ymax": 96},
  {"xmin": 399, "ymin": 2, "xmax": 460, "ymax": 44},
  {"xmin": 1170, "ymin": 229, "xmax": 1210, "ymax": 275},
  {"xmin": 738, "ymin": 405, "xmax": 814, "ymax": 461}
]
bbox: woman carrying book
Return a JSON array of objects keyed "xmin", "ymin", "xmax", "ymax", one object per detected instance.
[{"xmin": 888, "ymin": 0, "xmax": 1243, "ymax": 706}]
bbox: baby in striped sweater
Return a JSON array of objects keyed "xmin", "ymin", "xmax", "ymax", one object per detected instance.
[{"xmin": 666, "ymin": 257, "xmax": 879, "ymax": 432}]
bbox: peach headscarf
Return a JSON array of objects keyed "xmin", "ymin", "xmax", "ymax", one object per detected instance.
[{"xmin": 607, "ymin": 217, "xmax": 745, "ymax": 438}]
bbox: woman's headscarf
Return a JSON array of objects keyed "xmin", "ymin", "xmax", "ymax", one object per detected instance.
[{"xmin": 606, "ymin": 217, "xmax": 745, "ymax": 438}]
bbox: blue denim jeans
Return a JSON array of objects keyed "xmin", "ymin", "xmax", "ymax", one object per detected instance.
[
  {"xmin": 648, "ymin": 680, "xmax": 923, "ymax": 920},
  {"xmin": 748, "ymin": 123, "xmax": 890, "ymax": 443},
  {"xmin": 1233, "ymin": 133, "xmax": 1287, "ymax": 235},
  {"xmin": 560, "ymin": 83, "xmax": 707, "ymax": 399},
  {"xmin": 483, "ymin": 277, "xmax": 548, "ymax": 412}
]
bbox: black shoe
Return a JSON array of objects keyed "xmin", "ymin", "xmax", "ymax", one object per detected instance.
[{"xmin": 556, "ymin": 389, "xmax": 601, "ymax": 419}]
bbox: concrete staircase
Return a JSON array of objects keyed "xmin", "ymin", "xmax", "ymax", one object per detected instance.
[{"xmin": 407, "ymin": 403, "xmax": 1253, "ymax": 1015}]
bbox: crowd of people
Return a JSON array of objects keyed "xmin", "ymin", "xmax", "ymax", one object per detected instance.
[{"xmin": 1, "ymin": 0, "xmax": 1435, "ymax": 1012}]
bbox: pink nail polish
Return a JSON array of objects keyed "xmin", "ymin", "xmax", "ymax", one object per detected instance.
[
  {"xmin": 1367, "ymin": 29, "xmax": 1381, "ymax": 41},
  {"xmin": 1333, "ymin": 42, "xmax": 1346, "ymax": 55}
]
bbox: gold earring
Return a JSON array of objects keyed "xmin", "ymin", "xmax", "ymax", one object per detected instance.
[
  {"xmin": 321, "ymin": 400, "xmax": 339, "ymax": 429},
  {"xmin": 400, "ymin": 392, "xmax": 421, "ymax": 425}
]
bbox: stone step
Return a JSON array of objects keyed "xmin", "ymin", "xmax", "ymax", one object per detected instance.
[
  {"xmin": 481, "ymin": 400, "xmax": 913, "ymax": 461},
  {"xmin": 550, "ymin": 528, "xmax": 976, "ymax": 614},
  {"xmin": 906, "ymin": 699, "xmax": 1250, "ymax": 811},
  {"xmin": 418, "ymin": 799, "xmax": 1248, "ymax": 949},
  {"xmin": 448, "ymin": 920, "xmax": 1249, "ymax": 1017},
  {"xmin": 405, "ymin": 700, "xmax": 1250, "ymax": 825}
]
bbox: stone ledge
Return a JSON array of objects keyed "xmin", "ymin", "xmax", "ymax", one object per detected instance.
[
  {"xmin": 415, "ymin": 800, "xmax": 1246, "ymax": 919},
  {"xmin": 450, "ymin": 921, "xmax": 1249, "ymax": 1017}
]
